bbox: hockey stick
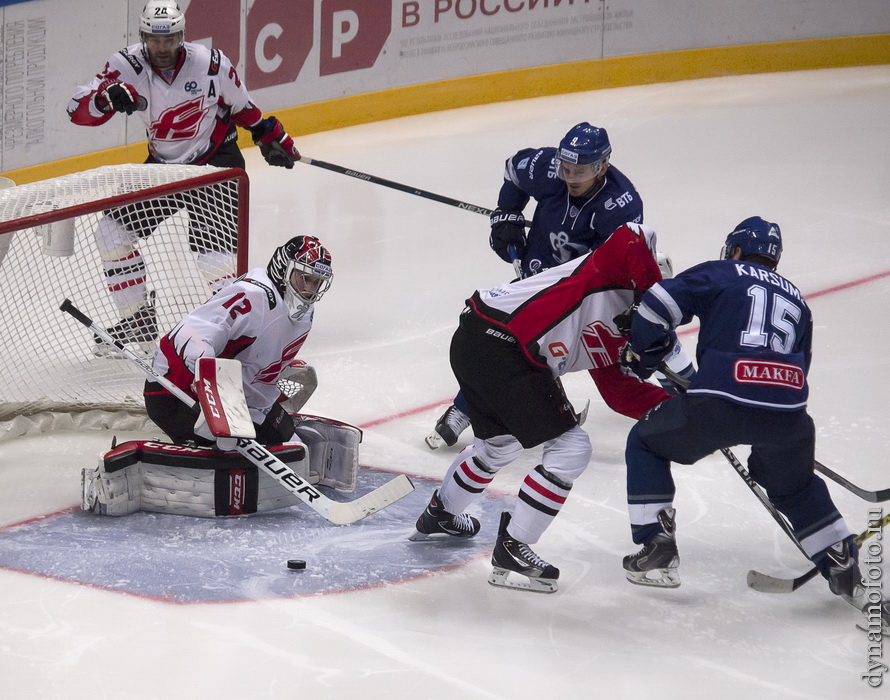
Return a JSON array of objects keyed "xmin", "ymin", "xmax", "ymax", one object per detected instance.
[
  {"xmin": 747, "ymin": 512, "xmax": 890, "ymax": 593},
  {"xmin": 657, "ymin": 364, "xmax": 889, "ymax": 504},
  {"xmin": 814, "ymin": 460, "xmax": 890, "ymax": 503},
  {"xmin": 508, "ymin": 244, "xmax": 523, "ymax": 279},
  {"xmin": 299, "ymin": 155, "xmax": 532, "ymax": 227},
  {"xmin": 656, "ymin": 363, "xmax": 809, "ymax": 558},
  {"xmin": 59, "ymin": 299, "xmax": 414, "ymax": 525}
]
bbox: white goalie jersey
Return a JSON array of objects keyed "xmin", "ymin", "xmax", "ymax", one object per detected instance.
[
  {"xmin": 151, "ymin": 268, "xmax": 313, "ymax": 426},
  {"xmin": 67, "ymin": 41, "xmax": 263, "ymax": 164}
]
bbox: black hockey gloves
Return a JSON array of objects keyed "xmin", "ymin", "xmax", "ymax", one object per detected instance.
[
  {"xmin": 613, "ymin": 302, "xmax": 640, "ymax": 336},
  {"xmin": 620, "ymin": 331, "xmax": 677, "ymax": 380},
  {"xmin": 489, "ymin": 209, "xmax": 526, "ymax": 263},
  {"xmin": 95, "ymin": 80, "xmax": 143, "ymax": 116},
  {"xmin": 250, "ymin": 116, "xmax": 300, "ymax": 168}
]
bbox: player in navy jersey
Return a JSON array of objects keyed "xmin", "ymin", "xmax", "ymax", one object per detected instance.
[
  {"xmin": 426, "ymin": 123, "xmax": 690, "ymax": 449},
  {"xmin": 618, "ymin": 217, "xmax": 864, "ymax": 607},
  {"xmin": 68, "ymin": 1, "xmax": 300, "ymax": 356},
  {"xmin": 489, "ymin": 122, "xmax": 643, "ymax": 277}
]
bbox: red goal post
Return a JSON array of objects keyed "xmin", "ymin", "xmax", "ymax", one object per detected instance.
[{"xmin": 0, "ymin": 164, "xmax": 249, "ymax": 437}]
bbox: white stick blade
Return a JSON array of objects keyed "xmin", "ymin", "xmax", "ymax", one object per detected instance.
[
  {"xmin": 324, "ymin": 474, "xmax": 415, "ymax": 525},
  {"xmin": 746, "ymin": 569, "xmax": 795, "ymax": 594}
]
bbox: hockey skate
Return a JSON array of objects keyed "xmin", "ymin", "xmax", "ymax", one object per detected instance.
[
  {"xmin": 408, "ymin": 489, "xmax": 481, "ymax": 541},
  {"xmin": 94, "ymin": 293, "xmax": 158, "ymax": 358},
  {"xmin": 488, "ymin": 511, "xmax": 559, "ymax": 593},
  {"xmin": 425, "ymin": 405, "xmax": 470, "ymax": 449},
  {"xmin": 623, "ymin": 508, "xmax": 681, "ymax": 588},
  {"xmin": 820, "ymin": 539, "xmax": 864, "ymax": 598}
]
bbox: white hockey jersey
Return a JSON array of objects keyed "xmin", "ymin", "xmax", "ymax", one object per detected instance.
[
  {"xmin": 68, "ymin": 42, "xmax": 263, "ymax": 164},
  {"xmin": 468, "ymin": 223, "xmax": 662, "ymax": 377},
  {"xmin": 150, "ymin": 268, "xmax": 312, "ymax": 424}
]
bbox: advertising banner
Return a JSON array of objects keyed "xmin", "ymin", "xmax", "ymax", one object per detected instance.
[{"xmin": 1, "ymin": 0, "xmax": 888, "ymax": 171}]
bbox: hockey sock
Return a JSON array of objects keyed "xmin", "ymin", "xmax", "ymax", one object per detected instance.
[
  {"xmin": 95, "ymin": 216, "xmax": 146, "ymax": 316},
  {"xmin": 438, "ymin": 445, "xmax": 499, "ymax": 515},
  {"xmin": 512, "ymin": 465, "xmax": 573, "ymax": 545}
]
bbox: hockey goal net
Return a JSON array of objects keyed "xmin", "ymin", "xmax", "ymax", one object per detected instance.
[{"xmin": 0, "ymin": 164, "xmax": 249, "ymax": 435}]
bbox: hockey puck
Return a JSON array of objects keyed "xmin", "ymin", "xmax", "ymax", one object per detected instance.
[{"xmin": 286, "ymin": 559, "xmax": 307, "ymax": 570}]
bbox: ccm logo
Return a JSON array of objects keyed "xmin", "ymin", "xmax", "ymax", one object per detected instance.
[
  {"xmin": 230, "ymin": 470, "xmax": 245, "ymax": 514},
  {"xmin": 201, "ymin": 378, "xmax": 222, "ymax": 418}
]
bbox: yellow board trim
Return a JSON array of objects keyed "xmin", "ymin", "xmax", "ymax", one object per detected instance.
[{"xmin": 4, "ymin": 34, "xmax": 888, "ymax": 184}]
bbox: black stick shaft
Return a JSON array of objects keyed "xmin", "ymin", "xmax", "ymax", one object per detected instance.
[{"xmin": 299, "ymin": 156, "xmax": 535, "ymax": 227}]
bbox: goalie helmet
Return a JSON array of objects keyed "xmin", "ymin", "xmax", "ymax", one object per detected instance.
[
  {"xmin": 140, "ymin": 1, "xmax": 185, "ymax": 36},
  {"xmin": 267, "ymin": 235, "xmax": 333, "ymax": 320},
  {"xmin": 721, "ymin": 216, "xmax": 783, "ymax": 267},
  {"xmin": 555, "ymin": 122, "xmax": 612, "ymax": 182}
]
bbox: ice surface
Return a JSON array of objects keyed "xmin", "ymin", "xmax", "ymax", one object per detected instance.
[{"xmin": 1, "ymin": 66, "xmax": 888, "ymax": 699}]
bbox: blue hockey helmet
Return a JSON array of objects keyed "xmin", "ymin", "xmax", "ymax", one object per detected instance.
[
  {"xmin": 721, "ymin": 217, "xmax": 783, "ymax": 266},
  {"xmin": 557, "ymin": 122, "xmax": 611, "ymax": 165},
  {"xmin": 555, "ymin": 122, "xmax": 612, "ymax": 184}
]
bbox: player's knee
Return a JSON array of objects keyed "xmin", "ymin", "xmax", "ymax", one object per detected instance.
[
  {"xmin": 475, "ymin": 435, "xmax": 523, "ymax": 469},
  {"xmin": 541, "ymin": 425, "xmax": 592, "ymax": 482}
]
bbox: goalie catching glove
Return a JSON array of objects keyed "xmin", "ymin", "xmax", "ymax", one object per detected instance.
[
  {"xmin": 249, "ymin": 116, "xmax": 300, "ymax": 168},
  {"xmin": 94, "ymin": 79, "xmax": 142, "ymax": 115}
]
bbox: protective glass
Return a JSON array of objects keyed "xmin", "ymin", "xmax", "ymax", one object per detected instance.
[
  {"xmin": 556, "ymin": 158, "xmax": 606, "ymax": 184},
  {"xmin": 287, "ymin": 265, "xmax": 331, "ymax": 305}
]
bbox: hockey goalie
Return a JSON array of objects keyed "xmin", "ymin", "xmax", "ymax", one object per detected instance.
[
  {"xmin": 81, "ymin": 409, "xmax": 363, "ymax": 518},
  {"xmin": 81, "ymin": 235, "xmax": 363, "ymax": 517}
]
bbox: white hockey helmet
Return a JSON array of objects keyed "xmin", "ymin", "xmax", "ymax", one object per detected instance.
[{"xmin": 140, "ymin": 1, "xmax": 185, "ymax": 38}]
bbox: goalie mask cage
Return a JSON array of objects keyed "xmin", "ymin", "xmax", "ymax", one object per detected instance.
[{"xmin": 0, "ymin": 164, "xmax": 249, "ymax": 431}]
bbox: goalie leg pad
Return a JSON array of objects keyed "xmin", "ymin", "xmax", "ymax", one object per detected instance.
[
  {"xmin": 81, "ymin": 462, "xmax": 143, "ymax": 516},
  {"xmin": 85, "ymin": 440, "xmax": 312, "ymax": 517},
  {"xmin": 292, "ymin": 415, "xmax": 362, "ymax": 493}
]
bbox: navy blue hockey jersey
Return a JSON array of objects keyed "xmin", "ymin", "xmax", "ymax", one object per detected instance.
[
  {"xmin": 499, "ymin": 146, "xmax": 643, "ymax": 277},
  {"xmin": 635, "ymin": 259, "xmax": 812, "ymax": 410}
]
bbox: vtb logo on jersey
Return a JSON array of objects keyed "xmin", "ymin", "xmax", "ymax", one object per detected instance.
[
  {"xmin": 581, "ymin": 320, "xmax": 626, "ymax": 369},
  {"xmin": 150, "ymin": 96, "xmax": 207, "ymax": 141}
]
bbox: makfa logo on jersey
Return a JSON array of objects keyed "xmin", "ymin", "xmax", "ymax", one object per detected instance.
[{"xmin": 605, "ymin": 191, "xmax": 634, "ymax": 210}]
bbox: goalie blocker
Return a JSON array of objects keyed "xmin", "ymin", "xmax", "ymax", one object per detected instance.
[{"xmin": 82, "ymin": 414, "xmax": 361, "ymax": 517}]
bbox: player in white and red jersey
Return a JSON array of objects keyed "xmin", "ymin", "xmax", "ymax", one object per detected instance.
[
  {"xmin": 144, "ymin": 235, "xmax": 333, "ymax": 446},
  {"xmin": 410, "ymin": 222, "xmax": 671, "ymax": 593},
  {"xmin": 67, "ymin": 1, "xmax": 301, "ymax": 356}
]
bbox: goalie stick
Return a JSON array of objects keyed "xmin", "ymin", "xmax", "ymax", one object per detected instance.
[
  {"xmin": 747, "ymin": 512, "xmax": 890, "ymax": 593},
  {"xmin": 59, "ymin": 299, "xmax": 414, "ymax": 526}
]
